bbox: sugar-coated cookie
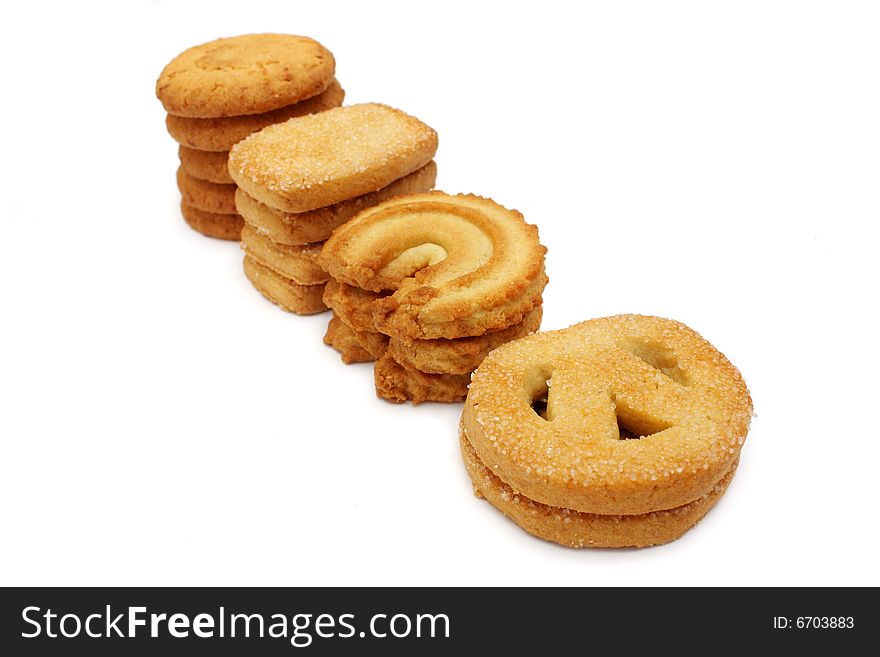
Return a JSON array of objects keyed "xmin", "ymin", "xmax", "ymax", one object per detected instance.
[
  {"xmin": 243, "ymin": 255, "xmax": 327, "ymax": 315},
  {"xmin": 180, "ymin": 202, "xmax": 243, "ymax": 241},
  {"xmin": 463, "ymin": 315, "xmax": 752, "ymax": 516},
  {"xmin": 178, "ymin": 146, "xmax": 233, "ymax": 184},
  {"xmin": 460, "ymin": 423, "xmax": 738, "ymax": 548},
  {"xmin": 166, "ymin": 80, "xmax": 344, "ymax": 152},
  {"xmin": 374, "ymin": 353, "xmax": 470, "ymax": 405},
  {"xmin": 234, "ymin": 162, "xmax": 437, "ymax": 246},
  {"xmin": 228, "ymin": 104, "xmax": 438, "ymax": 213},
  {"xmin": 157, "ymin": 34, "xmax": 335, "ymax": 118},
  {"xmin": 240, "ymin": 224, "xmax": 327, "ymax": 286},
  {"xmin": 177, "ymin": 167, "xmax": 237, "ymax": 214}
]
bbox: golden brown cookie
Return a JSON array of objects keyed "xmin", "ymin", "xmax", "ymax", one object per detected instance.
[
  {"xmin": 460, "ymin": 423, "xmax": 738, "ymax": 548},
  {"xmin": 388, "ymin": 306, "xmax": 543, "ymax": 375},
  {"xmin": 240, "ymin": 224, "xmax": 327, "ymax": 286},
  {"xmin": 157, "ymin": 34, "xmax": 335, "ymax": 118},
  {"xmin": 374, "ymin": 353, "xmax": 470, "ymax": 405},
  {"xmin": 320, "ymin": 192, "xmax": 548, "ymax": 340},
  {"xmin": 324, "ymin": 314, "xmax": 389, "ymax": 364},
  {"xmin": 234, "ymin": 161, "xmax": 437, "ymax": 245},
  {"xmin": 463, "ymin": 315, "xmax": 752, "ymax": 516},
  {"xmin": 178, "ymin": 146, "xmax": 233, "ymax": 184},
  {"xmin": 166, "ymin": 80, "xmax": 345, "ymax": 152},
  {"xmin": 177, "ymin": 167, "xmax": 237, "ymax": 214},
  {"xmin": 322, "ymin": 280, "xmax": 389, "ymax": 333},
  {"xmin": 228, "ymin": 104, "xmax": 438, "ymax": 213},
  {"xmin": 243, "ymin": 255, "xmax": 327, "ymax": 315},
  {"xmin": 180, "ymin": 202, "xmax": 244, "ymax": 241}
]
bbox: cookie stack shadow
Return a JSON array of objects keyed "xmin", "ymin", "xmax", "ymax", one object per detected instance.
[
  {"xmin": 227, "ymin": 103, "xmax": 439, "ymax": 316},
  {"xmin": 156, "ymin": 34, "xmax": 343, "ymax": 241},
  {"xmin": 320, "ymin": 193, "xmax": 549, "ymax": 404}
]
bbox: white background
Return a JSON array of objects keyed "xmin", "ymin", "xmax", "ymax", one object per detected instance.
[{"xmin": 1, "ymin": 0, "xmax": 878, "ymax": 586}]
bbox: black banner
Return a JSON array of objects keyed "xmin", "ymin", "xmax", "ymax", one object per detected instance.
[{"xmin": 0, "ymin": 588, "xmax": 868, "ymax": 655}]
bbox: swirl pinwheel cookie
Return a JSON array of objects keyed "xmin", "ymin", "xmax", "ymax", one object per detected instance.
[
  {"xmin": 461, "ymin": 314, "xmax": 752, "ymax": 547},
  {"xmin": 320, "ymin": 192, "xmax": 547, "ymax": 341},
  {"xmin": 320, "ymin": 191, "xmax": 547, "ymax": 403}
]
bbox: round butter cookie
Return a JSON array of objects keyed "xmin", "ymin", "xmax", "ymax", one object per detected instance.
[
  {"xmin": 234, "ymin": 162, "xmax": 437, "ymax": 246},
  {"xmin": 320, "ymin": 192, "xmax": 548, "ymax": 340},
  {"xmin": 374, "ymin": 353, "xmax": 469, "ymax": 405},
  {"xmin": 243, "ymin": 256, "xmax": 327, "ymax": 315},
  {"xmin": 157, "ymin": 34, "xmax": 335, "ymax": 118},
  {"xmin": 463, "ymin": 315, "xmax": 752, "ymax": 516},
  {"xmin": 166, "ymin": 80, "xmax": 344, "ymax": 151},
  {"xmin": 240, "ymin": 224, "xmax": 327, "ymax": 286},
  {"xmin": 460, "ymin": 423, "xmax": 738, "ymax": 548},
  {"xmin": 228, "ymin": 103, "xmax": 438, "ymax": 213},
  {"xmin": 179, "ymin": 146, "xmax": 233, "ymax": 184},
  {"xmin": 180, "ymin": 202, "xmax": 243, "ymax": 241},
  {"xmin": 177, "ymin": 167, "xmax": 236, "ymax": 214},
  {"xmin": 324, "ymin": 314, "xmax": 389, "ymax": 364}
]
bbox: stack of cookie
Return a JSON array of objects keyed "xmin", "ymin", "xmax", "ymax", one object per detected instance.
[
  {"xmin": 461, "ymin": 315, "xmax": 753, "ymax": 548},
  {"xmin": 227, "ymin": 103, "xmax": 439, "ymax": 315},
  {"xmin": 320, "ymin": 192, "xmax": 548, "ymax": 404},
  {"xmin": 156, "ymin": 34, "xmax": 343, "ymax": 240}
]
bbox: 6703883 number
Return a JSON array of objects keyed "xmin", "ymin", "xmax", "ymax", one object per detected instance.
[{"xmin": 773, "ymin": 617, "xmax": 854, "ymax": 629}]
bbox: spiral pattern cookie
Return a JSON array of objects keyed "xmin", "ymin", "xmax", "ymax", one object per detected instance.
[
  {"xmin": 320, "ymin": 192, "xmax": 547, "ymax": 340},
  {"xmin": 320, "ymin": 192, "xmax": 547, "ymax": 403},
  {"xmin": 461, "ymin": 314, "xmax": 752, "ymax": 546}
]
